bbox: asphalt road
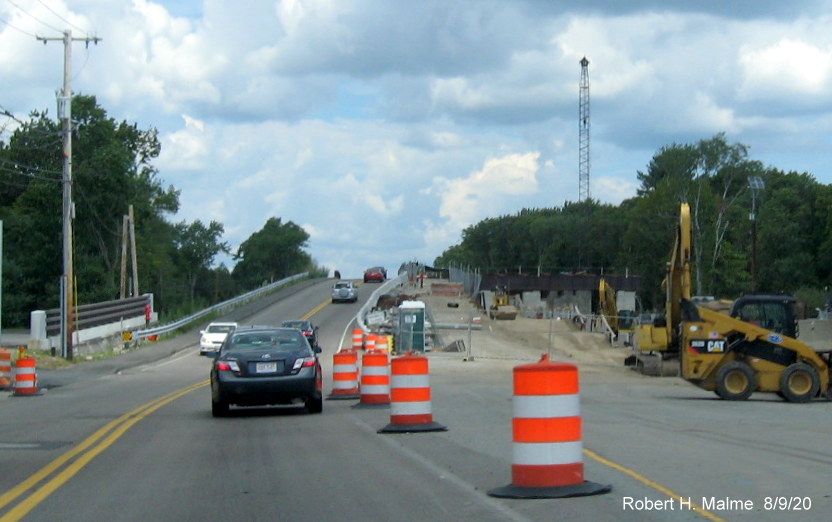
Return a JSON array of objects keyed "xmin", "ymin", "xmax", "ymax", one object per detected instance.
[{"xmin": 1, "ymin": 279, "xmax": 830, "ymax": 521}]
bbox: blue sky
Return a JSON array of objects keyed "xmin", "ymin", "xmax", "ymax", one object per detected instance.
[{"xmin": 3, "ymin": 0, "xmax": 832, "ymax": 278}]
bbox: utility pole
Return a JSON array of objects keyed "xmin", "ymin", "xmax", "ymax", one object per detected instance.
[
  {"xmin": 38, "ymin": 30, "xmax": 102, "ymax": 360},
  {"xmin": 120, "ymin": 205, "xmax": 139, "ymax": 298}
]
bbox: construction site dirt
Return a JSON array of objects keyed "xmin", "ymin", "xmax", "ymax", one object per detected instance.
[{"xmin": 401, "ymin": 279, "xmax": 631, "ymax": 375}]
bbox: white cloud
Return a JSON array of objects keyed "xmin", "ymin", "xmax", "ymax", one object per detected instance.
[
  {"xmin": 159, "ymin": 114, "xmax": 209, "ymax": 169},
  {"xmin": 739, "ymin": 38, "xmax": 832, "ymax": 98},
  {"xmin": 593, "ymin": 176, "xmax": 640, "ymax": 204},
  {"xmin": 8, "ymin": 0, "xmax": 832, "ymax": 279},
  {"xmin": 423, "ymin": 152, "xmax": 541, "ymax": 251}
]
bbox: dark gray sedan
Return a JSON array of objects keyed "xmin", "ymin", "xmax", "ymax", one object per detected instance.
[{"xmin": 209, "ymin": 325, "xmax": 323, "ymax": 417}]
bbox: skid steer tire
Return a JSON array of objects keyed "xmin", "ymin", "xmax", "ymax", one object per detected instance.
[
  {"xmin": 778, "ymin": 363, "xmax": 820, "ymax": 403},
  {"xmin": 715, "ymin": 361, "xmax": 756, "ymax": 401}
]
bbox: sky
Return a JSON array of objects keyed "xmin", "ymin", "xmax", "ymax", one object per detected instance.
[{"xmin": 3, "ymin": 1, "xmax": 832, "ymax": 279}]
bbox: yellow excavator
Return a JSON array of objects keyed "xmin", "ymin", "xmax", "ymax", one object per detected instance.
[
  {"xmin": 599, "ymin": 279, "xmax": 637, "ymax": 345},
  {"xmin": 599, "ymin": 279, "xmax": 619, "ymax": 336},
  {"xmin": 635, "ymin": 203, "xmax": 832, "ymax": 401}
]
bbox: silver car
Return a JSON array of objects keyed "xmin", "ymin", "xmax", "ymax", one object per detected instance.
[{"xmin": 331, "ymin": 281, "xmax": 358, "ymax": 303}]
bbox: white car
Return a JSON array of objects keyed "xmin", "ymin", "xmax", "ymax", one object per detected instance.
[
  {"xmin": 199, "ymin": 322, "xmax": 237, "ymax": 355},
  {"xmin": 331, "ymin": 281, "xmax": 358, "ymax": 303}
]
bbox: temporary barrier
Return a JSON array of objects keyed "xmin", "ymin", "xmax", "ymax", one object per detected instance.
[
  {"xmin": 379, "ymin": 352, "xmax": 446, "ymax": 433},
  {"xmin": 356, "ymin": 349, "xmax": 390, "ymax": 406},
  {"xmin": 364, "ymin": 333, "xmax": 377, "ymax": 352},
  {"xmin": 327, "ymin": 349, "xmax": 360, "ymax": 400},
  {"xmin": 13, "ymin": 356, "xmax": 39, "ymax": 396},
  {"xmin": 351, "ymin": 329, "xmax": 364, "ymax": 351},
  {"xmin": 0, "ymin": 349, "xmax": 11, "ymax": 388},
  {"xmin": 488, "ymin": 354, "xmax": 610, "ymax": 499}
]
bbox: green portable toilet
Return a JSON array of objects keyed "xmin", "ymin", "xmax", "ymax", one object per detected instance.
[{"xmin": 397, "ymin": 300, "xmax": 426, "ymax": 353}]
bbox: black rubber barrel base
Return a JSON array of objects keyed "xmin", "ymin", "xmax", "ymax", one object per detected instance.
[{"xmin": 488, "ymin": 480, "xmax": 611, "ymax": 499}]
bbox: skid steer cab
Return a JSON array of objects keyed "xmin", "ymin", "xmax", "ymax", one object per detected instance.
[{"xmin": 679, "ymin": 296, "xmax": 832, "ymax": 403}]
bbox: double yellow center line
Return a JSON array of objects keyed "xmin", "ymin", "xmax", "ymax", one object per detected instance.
[{"xmin": 0, "ymin": 380, "xmax": 208, "ymax": 522}]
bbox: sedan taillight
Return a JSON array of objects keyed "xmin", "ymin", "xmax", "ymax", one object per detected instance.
[
  {"xmin": 217, "ymin": 360, "xmax": 240, "ymax": 372},
  {"xmin": 292, "ymin": 357, "xmax": 316, "ymax": 370}
]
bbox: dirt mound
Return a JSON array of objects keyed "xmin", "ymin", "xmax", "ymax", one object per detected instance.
[{"xmin": 484, "ymin": 315, "xmax": 629, "ymax": 367}]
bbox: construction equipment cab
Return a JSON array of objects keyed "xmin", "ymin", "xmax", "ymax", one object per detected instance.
[{"xmin": 656, "ymin": 203, "xmax": 832, "ymax": 402}]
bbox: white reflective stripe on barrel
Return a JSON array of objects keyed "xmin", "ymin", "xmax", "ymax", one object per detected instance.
[
  {"xmin": 513, "ymin": 394, "xmax": 580, "ymax": 418},
  {"xmin": 361, "ymin": 385, "xmax": 389, "ymax": 395},
  {"xmin": 512, "ymin": 441, "xmax": 584, "ymax": 466},
  {"xmin": 391, "ymin": 401, "xmax": 432, "ymax": 416},
  {"xmin": 391, "ymin": 374, "xmax": 430, "ymax": 388}
]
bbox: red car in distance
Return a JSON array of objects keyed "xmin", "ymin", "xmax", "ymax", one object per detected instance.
[{"xmin": 363, "ymin": 266, "xmax": 387, "ymax": 283}]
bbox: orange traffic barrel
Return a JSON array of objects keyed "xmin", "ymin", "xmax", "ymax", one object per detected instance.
[
  {"xmin": 364, "ymin": 333, "xmax": 377, "ymax": 352},
  {"xmin": 327, "ymin": 349, "xmax": 360, "ymax": 400},
  {"xmin": 355, "ymin": 349, "xmax": 390, "ymax": 406},
  {"xmin": 379, "ymin": 352, "xmax": 446, "ymax": 433},
  {"xmin": 488, "ymin": 354, "xmax": 610, "ymax": 499},
  {"xmin": 0, "ymin": 348, "xmax": 11, "ymax": 388},
  {"xmin": 13, "ymin": 356, "xmax": 39, "ymax": 396},
  {"xmin": 351, "ymin": 329, "xmax": 364, "ymax": 351},
  {"xmin": 375, "ymin": 335, "xmax": 390, "ymax": 353}
]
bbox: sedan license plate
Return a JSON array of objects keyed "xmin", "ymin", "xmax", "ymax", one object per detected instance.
[{"xmin": 256, "ymin": 362, "xmax": 278, "ymax": 373}]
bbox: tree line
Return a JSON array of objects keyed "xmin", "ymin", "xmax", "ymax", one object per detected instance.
[
  {"xmin": 0, "ymin": 95, "xmax": 326, "ymax": 327},
  {"xmin": 434, "ymin": 133, "xmax": 832, "ymax": 313}
]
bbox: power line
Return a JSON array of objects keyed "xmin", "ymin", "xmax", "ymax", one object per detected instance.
[
  {"xmin": 37, "ymin": 0, "xmax": 89, "ymax": 37},
  {"xmin": 0, "ymin": 157, "xmax": 62, "ymax": 179},
  {"xmin": 0, "ymin": 13, "xmax": 37, "ymax": 37},
  {"xmin": 7, "ymin": 0, "xmax": 62, "ymax": 34},
  {"xmin": 1, "ymin": 106, "xmax": 20, "ymax": 123}
]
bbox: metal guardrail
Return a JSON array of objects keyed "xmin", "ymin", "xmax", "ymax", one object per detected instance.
[
  {"xmin": 336, "ymin": 274, "xmax": 407, "ymax": 351},
  {"xmin": 133, "ymin": 272, "xmax": 309, "ymax": 340},
  {"xmin": 43, "ymin": 295, "xmax": 151, "ymax": 336},
  {"xmin": 356, "ymin": 274, "xmax": 407, "ymax": 332}
]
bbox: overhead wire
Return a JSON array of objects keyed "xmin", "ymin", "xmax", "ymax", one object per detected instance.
[
  {"xmin": 0, "ymin": 156, "xmax": 62, "ymax": 180},
  {"xmin": 36, "ymin": 0, "xmax": 89, "ymax": 36},
  {"xmin": 0, "ymin": 12, "xmax": 36, "ymax": 37},
  {"xmin": 6, "ymin": 0, "xmax": 63, "ymax": 34}
]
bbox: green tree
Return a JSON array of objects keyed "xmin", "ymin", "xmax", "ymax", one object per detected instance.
[
  {"xmin": 0, "ymin": 95, "xmax": 182, "ymax": 324},
  {"xmin": 756, "ymin": 170, "xmax": 824, "ymax": 293},
  {"xmin": 173, "ymin": 220, "xmax": 229, "ymax": 304},
  {"xmin": 233, "ymin": 217, "xmax": 312, "ymax": 289}
]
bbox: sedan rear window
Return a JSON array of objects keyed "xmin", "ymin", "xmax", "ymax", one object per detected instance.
[
  {"xmin": 207, "ymin": 324, "xmax": 235, "ymax": 334},
  {"xmin": 230, "ymin": 331, "xmax": 304, "ymax": 350},
  {"xmin": 282, "ymin": 321, "xmax": 306, "ymax": 329}
]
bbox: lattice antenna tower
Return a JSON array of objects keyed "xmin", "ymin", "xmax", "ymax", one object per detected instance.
[{"xmin": 578, "ymin": 56, "xmax": 590, "ymax": 201}]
